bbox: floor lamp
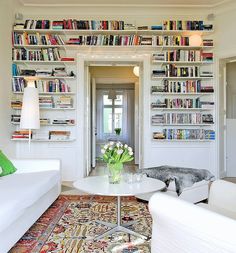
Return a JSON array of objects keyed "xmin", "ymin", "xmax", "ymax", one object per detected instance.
[{"xmin": 20, "ymin": 80, "xmax": 40, "ymax": 151}]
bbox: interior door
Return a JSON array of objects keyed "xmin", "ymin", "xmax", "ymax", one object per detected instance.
[
  {"xmin": 226, "ymin": 62, "xmax": 236, "ymax": 177},
  {"xmin": 91, "ymin": 78, "xmax": 96, "ymax": 168},
  {"xmin": 86, "ymin": 70, "xmax": 92, "ymax": 175}
]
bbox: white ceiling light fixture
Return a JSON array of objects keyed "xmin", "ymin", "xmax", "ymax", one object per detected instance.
[
  {"xmin": 189, "ymin": 34, "xmax": 203, "ymax": 47},
  {"xmin": 108, "ymin": 89, "xmax": 117, "ymax": 100},
  {"xmin": 133, "ymin": 66, "xmax": 139, "ymax": 77}
]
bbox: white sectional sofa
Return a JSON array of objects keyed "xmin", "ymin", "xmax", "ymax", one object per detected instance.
[
  {"xmin": 149, "ymin": 188, "xmax": 236, "ymax": 253},
  {"xmin": 0, "ymin": 159, "xmax": 61, "ymax": 253}
]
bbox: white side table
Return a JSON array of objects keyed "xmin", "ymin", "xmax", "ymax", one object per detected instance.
[{"xmin": 73, "ymin": 175, "xmax": 165, "ymax": 240}]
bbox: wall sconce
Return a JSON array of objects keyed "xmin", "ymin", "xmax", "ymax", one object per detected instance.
[
  {"xmin": 133, "ymin": 66, "xmax": 139, "ymax": 77},
  {"xmin": 189, "ymin": 34, "xmax": 203, "ymax": 47}
]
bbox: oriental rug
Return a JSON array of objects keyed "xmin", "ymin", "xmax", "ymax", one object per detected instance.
[{"xmin": 10, "ymin": 195, "xmax": 151, "ymax": 253}]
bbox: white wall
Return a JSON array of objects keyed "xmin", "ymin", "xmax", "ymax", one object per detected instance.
[
  {"xmin": 11, "ymin": 3, "xmax": 220, "ymax": 180},
  {"xmin": 0, "ymin": 0, "xmax": 16, "ymax": 157}
]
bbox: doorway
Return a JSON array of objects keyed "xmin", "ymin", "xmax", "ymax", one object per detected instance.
[
  {"xmin": 88, "ymin": 66, "xmax": 139, "ymax": 171},
  {"xmin": 96, "ymin": 84, "xmax": 135, "ymax": 157},
  {"xmin": 219, "ymin": 57, "xmax": 236, "ymax": 177}
]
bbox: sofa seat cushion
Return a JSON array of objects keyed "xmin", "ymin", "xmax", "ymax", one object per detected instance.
[
  {"xmin": 168, "ymin": 179, "xmax": 209, "ymax": 192},
  {"xmin": 198, "ymin": 203, "xmax": 236, "ymax": 220},
  {"xmin": 0, "ymin": 170, "xmax": 60, "ymax": 233}
]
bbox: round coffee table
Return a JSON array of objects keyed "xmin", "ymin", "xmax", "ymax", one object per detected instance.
[{"xmin": 73, "ymin": 175, "xmax": 165, "ymax": 241}]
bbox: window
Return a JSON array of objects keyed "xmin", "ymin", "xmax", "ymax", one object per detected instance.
[{"xmin": 102, "ymin": 93, "xmax": 124, "ymax": 135}]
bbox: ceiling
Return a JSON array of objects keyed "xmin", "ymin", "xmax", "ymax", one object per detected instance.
[{"xmin": 18, "ymin": 0, "xmax": 232, "ymax": 7}]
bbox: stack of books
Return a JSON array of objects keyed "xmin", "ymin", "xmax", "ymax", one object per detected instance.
[
  {"xmin": 201, "ymin": 52, "xmax": 213, "ymax": 62},
  {"xmin": 152, "ymin": 114, "xmax": 165, "ymax": 124},
  {"xmin": 39, "ymin": 96, "xmax": 54, "ymax": 108},
  {"xmin": 163, "ymin": 20, "xmax": 206, "ymax": 31},
  {"xmin": 53, "ymin": 67, "xmax": 71, "ymax": 77},
  {"xmin": 11, "ymin": 115, "xmax": 21, "ymax": 123},
  {"xmin": 12, "ymin": 130, "xmax": 31, "ymax": 140},
  {"xmin": 52, "ymin": 119, "xmax": 75, "ymax": 125},
  {"xmin": 151, "ymin": 98, "xmax": 201, "ymax": 109},
  {"xmin": 36, "ymin": 69, "xmax": 53, "ymax": 76},
  {"xmin": 56, "ymin": 96, "xmax": 73, "ymax": 108},
  {"xmin": 49, "ymin": 131, "xmax": 71, "ymax": 140},
  {"xmin": 202, "ymin": 114, "xmax": 214, "ymax": 124},
  {"xmin": 203, "ymin": 39, "xmax": 214, "ymax": 46},
  {"xmin": 152, "ymin": 69, "xmax": 166, "ymax": 77},
  {"xmin": 40, "ymin": 118, "xmax": 50, "ymax": 125},
  {"xmin": 11, "ymin": 100, "xmax": 22, "ymax": 109}
]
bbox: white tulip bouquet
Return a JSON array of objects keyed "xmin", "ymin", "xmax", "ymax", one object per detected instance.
[
  {"xmin": 101, "ymin": 141, "xmax": 134, "ymax": 164},
  {"xmin": 101, "ymin": 141, "xmax": 134, "ymax": 183}
]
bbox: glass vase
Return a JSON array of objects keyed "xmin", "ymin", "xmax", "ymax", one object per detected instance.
[{"xmin": 107, "ymin": 162, "xmax": 123, "ymax": 184}]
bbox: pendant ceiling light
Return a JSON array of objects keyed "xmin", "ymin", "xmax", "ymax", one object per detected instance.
[
  {"xmin": 133, "ymin": 66, "xmax": 139, "ymax": 77},
  {"xmin": 108, "ymin": 89, "xmax": 117, "ymax": 100}
]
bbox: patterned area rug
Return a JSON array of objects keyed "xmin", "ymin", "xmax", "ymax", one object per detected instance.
[{"xmin": 10, "ymin": 195, "xmax": 151, "ymax": 253}]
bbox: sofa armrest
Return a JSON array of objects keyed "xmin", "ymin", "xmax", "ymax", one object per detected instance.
[
  {"xmin": 149, "ymin": 193, "xmax": 236, "ymax": 253},
  {"xmin": 11, "ymin": 159, "xmax": 61, "ymax": 174},
  {"xmin": 208, "ymin": 180, "xmax": 236, "ymax": 211}
]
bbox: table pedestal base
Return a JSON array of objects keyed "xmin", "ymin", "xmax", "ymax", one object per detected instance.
[{"xmin": 94, "ymin": 196, "xmax": 148, "ymax": 241}]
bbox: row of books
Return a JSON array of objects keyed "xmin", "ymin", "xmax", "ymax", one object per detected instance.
[
  {"xmin": 12, "ymin": 34, "xmax": 214, "ymax": 49},
  {"xmin": 151, "ymin": 113, "xmax": 214, "ymax": 125},
  {"xmin": 153, "ymin": 129, "xmax": 215, "ymax": 140},
  {"xmin": 151, "ymin": 81, "xmax": 214, "ymax": 93},
  {"xmin": 12, "ymin": 78, "xmax": 71, "ymax": 93},
  {"xmin": 37, "ymin": 79, "xmax": 71, "ymax": 93},
  {"xmin": 15, "ymin": 19, "xmax": 213, "ymax": 31},
  {"xmin": 11, "ymin": 96, "xmax": 73, "ymax": 109},
  {"xmin": 151, "ymin": 98, "xmax": 214, "ymax": 109},
  {"xmin": 12, "ymin": 64, "xmax": 75, "ymax": 78},
  {"xmin": 65, "ymin": 35, "xmax": 155, "ymax": 46},
  {"xmin": 156, "ymin": 36, "xmax": 213, "ymax": 47},
  {"xmin": 11, "ymin": 115, "xmax": 75, "ymax": 125},
  {"xmin": 153, "ymin": 51, "xmax": 213, "ymax": 62},
  {"xmin": 162, "ymin": 20, "xmax": 212, "ymax": 31},
  {"xmin": 12, "ymin": 48, "xmax": 61, "ymax": 61},
  {"xmin": 11, "ymin": 130, "xmax": 71, "ymax": 140},
  {"xmin": 152, "ymin": 65, "xmax": 213, "ymax": 78},
  {"xmin": 13, "ymin": 32, "xmax": 64, "ymax": 46}
]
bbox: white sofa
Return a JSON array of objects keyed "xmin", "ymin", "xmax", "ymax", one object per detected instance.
[
  {"xmin": 0, "ymin": 159, "xmax": 61, "ymax": 253},
  {"xmin": 149, "ymin": 189, "xmax": 236, "ymax": 253}
]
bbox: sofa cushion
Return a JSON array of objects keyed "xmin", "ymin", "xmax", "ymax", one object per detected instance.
[
  {"xmin": 0, "ymin": 151, "xmax": 17, "ymax": 177},
  {"xmin": 0, "ymin": 170, "xmax": 60, "ymax": 233}
]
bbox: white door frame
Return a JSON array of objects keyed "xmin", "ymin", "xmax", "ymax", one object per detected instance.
[
  {"xmin": 217, "ymin": 50, "xmax": 236, "ymax": 178},
  {"xmin": 93, "ymin": 77, "xmax": 138, "ymax": 163},
  {"xmin": 77, "ymin": 53, "xmax": 150, "ymax": 177}
]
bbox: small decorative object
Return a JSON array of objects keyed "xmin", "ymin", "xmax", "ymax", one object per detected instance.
[
  {"xmin": 101, "ymin": 142, "xmax": 134, "ymax": 184},
  {"xmin": 114, "ymin": 128, "xmax": 121, "ymax": 136}
]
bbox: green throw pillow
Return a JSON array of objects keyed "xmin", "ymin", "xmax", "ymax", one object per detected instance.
[{"xmin": 0, "ymin": 150, "xmax": 17, "ymax": 177}]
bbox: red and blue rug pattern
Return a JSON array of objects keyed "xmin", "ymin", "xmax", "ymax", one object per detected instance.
[{"xmin": 10, "ymin": 195, "xmax": 151, "ymax": 253}]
